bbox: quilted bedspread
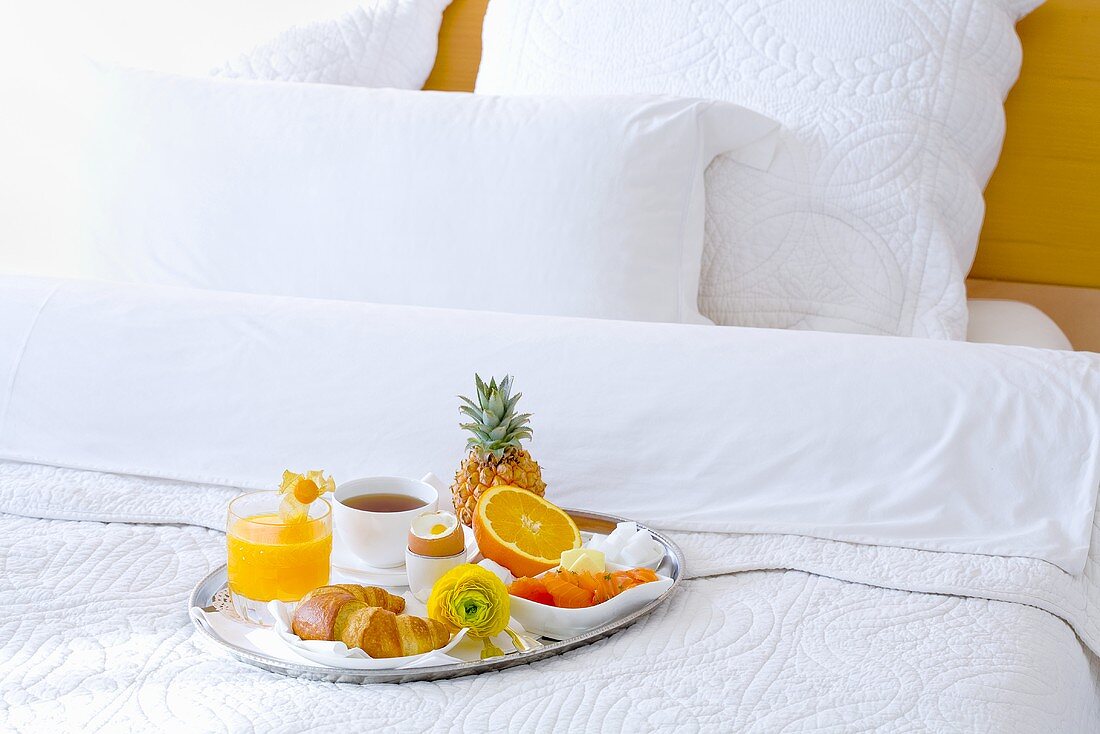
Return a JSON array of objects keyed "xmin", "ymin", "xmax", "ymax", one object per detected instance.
[{"xmin": 2, "ymin": 460, "xmax": 1099, "ymax": 733}]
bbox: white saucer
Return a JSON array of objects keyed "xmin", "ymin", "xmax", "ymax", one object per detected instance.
[{"xmin": 331, "ymin": 525, "xmax": 477, "ymax": 587}]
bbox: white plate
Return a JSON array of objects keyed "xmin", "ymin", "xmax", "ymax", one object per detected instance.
[
  {"xmin": 507, "ymin": 563, "xmax": 674, "ymax": 641},
  {"xmin": 270, "ymin": 600, "xmax": 471, "ymax": 669},
  {"xmin": 269, "ymin": 593, "xmax": 538, "ymax": 670}
]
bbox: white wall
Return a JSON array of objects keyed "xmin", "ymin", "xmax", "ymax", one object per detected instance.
[{"xmin": 0, "ymin": 1, "xmax": 364, "ymax": 278}]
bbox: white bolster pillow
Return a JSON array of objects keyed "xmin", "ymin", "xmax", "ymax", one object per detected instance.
[
  {"xmin": 1, "ymin": 276, "xmax": 1098, "ymax": 572},
  {"xmin": 78, "ymin": 67, "xmax": 780, "ymax": 324}
]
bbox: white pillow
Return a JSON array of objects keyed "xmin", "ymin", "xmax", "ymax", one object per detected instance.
[
  {"xmin": 213, "ymin": 0, "xmax": 453, "ymax": 86},
  {"xmin": 4, "ymin": 276, "xmax": 1099, "ymax": 572},
  {"xmin": 476, "ymin": 0, "xmax": 1043, "ymax": 338},
  {"xmin": 69, "ymin": 0, "xmax": 451, "ymax": 86},
  {"xmin": 79, "ymin": 69, "xmax": 779, "ymax": 323}
]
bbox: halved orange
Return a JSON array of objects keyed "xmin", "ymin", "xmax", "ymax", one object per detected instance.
[{"xmin": 473, "ymin": 485, "xmax": 581, "ymax": 578}]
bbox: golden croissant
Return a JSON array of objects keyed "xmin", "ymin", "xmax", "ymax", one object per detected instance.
[
  {"xmin": 292, "ymin": 584, "xmax": 451, "ymax": 658},
  {"xmin": 301, "ymin": 584, "xmax": 407, "ymax": 612}
]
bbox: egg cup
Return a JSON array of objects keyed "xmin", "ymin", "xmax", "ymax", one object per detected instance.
[{"xmin": 406, "ymin": 547, "xmax": 468, "ymax": 603}]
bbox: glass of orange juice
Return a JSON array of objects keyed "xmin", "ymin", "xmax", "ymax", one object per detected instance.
[{"xmin": 226, "ymin": 490, "xmax": 332, "ymax": 624}]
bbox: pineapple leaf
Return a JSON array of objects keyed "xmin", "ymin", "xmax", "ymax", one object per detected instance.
[
  {"xmin": 498, "ymin": 403, "xmax": 516, "ymax": 424},
  {"xmin": 460, "ymin": 424, "xmax": 494, "ymax": 442},
  {"xmin": 481, "ymin": 409, "xmax": 500, "ymax": 428},
  {"xmin": 459, "ymin": 405, "xmax": 483, "ymax": 421},
  {"xmin": 487, "ymin": 390, "xmax": 504, "ymax": 418},
  {"xmin": 460, "ymin": 374, "xmax": 533, "ymax": 452}
]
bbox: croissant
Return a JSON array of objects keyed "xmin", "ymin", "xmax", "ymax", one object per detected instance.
[
  {"xmin": 292, "ymin": 584, "xmax": 405, "ymax": 640},
  {"xmin": 302, "ymin": 584, "xmax": 406, "ymax": 612},
  {"xmin": 292, "ymin": 584, "xmax": 451, "ymax": 658}
]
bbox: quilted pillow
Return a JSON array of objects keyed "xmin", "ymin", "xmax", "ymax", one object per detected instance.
[
  {"xmin": 214, "ymin": 0, "xmax": 453, "ymax": 86},
  {"xmin": 67, "ymin": 0, "xmax": 451, "ymax": 86},
  {"xmin": 476, "ymin": 0, "xmax": 1044, "ymax": 338}
]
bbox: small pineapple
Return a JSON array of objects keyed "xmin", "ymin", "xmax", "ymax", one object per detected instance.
[{"xmin": 451, "ymin": 374, "xmax": 547, "ymax": 526}]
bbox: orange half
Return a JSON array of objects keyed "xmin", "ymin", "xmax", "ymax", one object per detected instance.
[{"xmin": 473, "ymin": 485, "xmax": 581, "ymax": 578}]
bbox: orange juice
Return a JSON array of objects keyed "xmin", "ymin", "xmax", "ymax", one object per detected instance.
[{"xmin": 227, "ymin": 512, "xmax": 332, "ymax": 602}]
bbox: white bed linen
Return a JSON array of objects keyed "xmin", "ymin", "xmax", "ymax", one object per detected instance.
[
  {"xmin": 2, "ymin": 460, "xmax": 1099, "ymax": 732},
  {"xmin": 1, "ymin": 277, "xmax": 1098, "ymax": 571}
]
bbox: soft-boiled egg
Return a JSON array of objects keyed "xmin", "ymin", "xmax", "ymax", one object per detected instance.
[{"xmin": 407, "ymin": 511, "xmax": 465, "ymax": 557}]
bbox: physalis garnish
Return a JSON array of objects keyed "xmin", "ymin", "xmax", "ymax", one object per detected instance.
[{"xmin": 278, "ymin": 469, "xmax": 335, "ymax": 523}]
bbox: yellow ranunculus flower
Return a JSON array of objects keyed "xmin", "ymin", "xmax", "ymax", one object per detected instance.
[{"xmin": 428, "ymin": 564, "xmax": 513, "ymax": 658}]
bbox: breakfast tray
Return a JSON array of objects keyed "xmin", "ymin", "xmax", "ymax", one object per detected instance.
[{"xmin": 189, "ymin": 509, "xmax": 685, "ymax": 684}]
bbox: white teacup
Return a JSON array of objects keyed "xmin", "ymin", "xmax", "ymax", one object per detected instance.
[{"xmin": 335, "ymin": 474, "xmax": 443, "ymax": 568}]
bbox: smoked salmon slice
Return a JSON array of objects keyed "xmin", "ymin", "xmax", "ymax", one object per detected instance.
[
  {"xmin": 508, "ymin": 576, "xmax": 554, "ymax": 606},
  {"xmin": 542, "ymin": 571, "xmax": 594, "ymax": 608},
  {"xmin": 508, "ymin": 567, "xmax": 659, "ymax": 608}
]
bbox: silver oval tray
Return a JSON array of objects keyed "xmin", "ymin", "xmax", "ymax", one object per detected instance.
[{"xmin": 189, "ymin": 509, "xmax": 685, "ymax": 684}]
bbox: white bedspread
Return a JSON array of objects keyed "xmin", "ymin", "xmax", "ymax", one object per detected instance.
[{"xmin": 1, "ymin": 460, "xmax": 1099, "ymax": 732}]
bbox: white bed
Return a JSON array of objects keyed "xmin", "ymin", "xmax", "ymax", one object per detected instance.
[
  {"xmin": 0, "ymin": 278, "xmax": 1098, "ymax": 733},
  {"xmin": 0, "ymin": 0, "xmax": 1094, "ymax": 727}
]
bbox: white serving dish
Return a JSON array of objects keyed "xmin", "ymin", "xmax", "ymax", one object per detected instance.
[
  {"xmin": 507, "ymin": 562, "xmax": 674, "ymax": 641},
  {"xmin": 270, "ymin": 600, "xmax": 471, "ymax": 670}
]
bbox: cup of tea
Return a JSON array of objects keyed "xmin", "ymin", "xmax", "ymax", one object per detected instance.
[{"xmin": 334, "ymin": 474, "xmax": 442, "ymax": 568}]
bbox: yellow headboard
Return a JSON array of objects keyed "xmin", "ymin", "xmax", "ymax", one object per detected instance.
[
  {"xmin": 423, "ymin": 0, "xmax": 488, "ymax": 93},
  {"xmin": 423, "ymin": 0, "xmax": 1100, "ymax": 347},
  {"xmin": 975, "ymin": 0, "xmax": 1100, "ymax": 290}
]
